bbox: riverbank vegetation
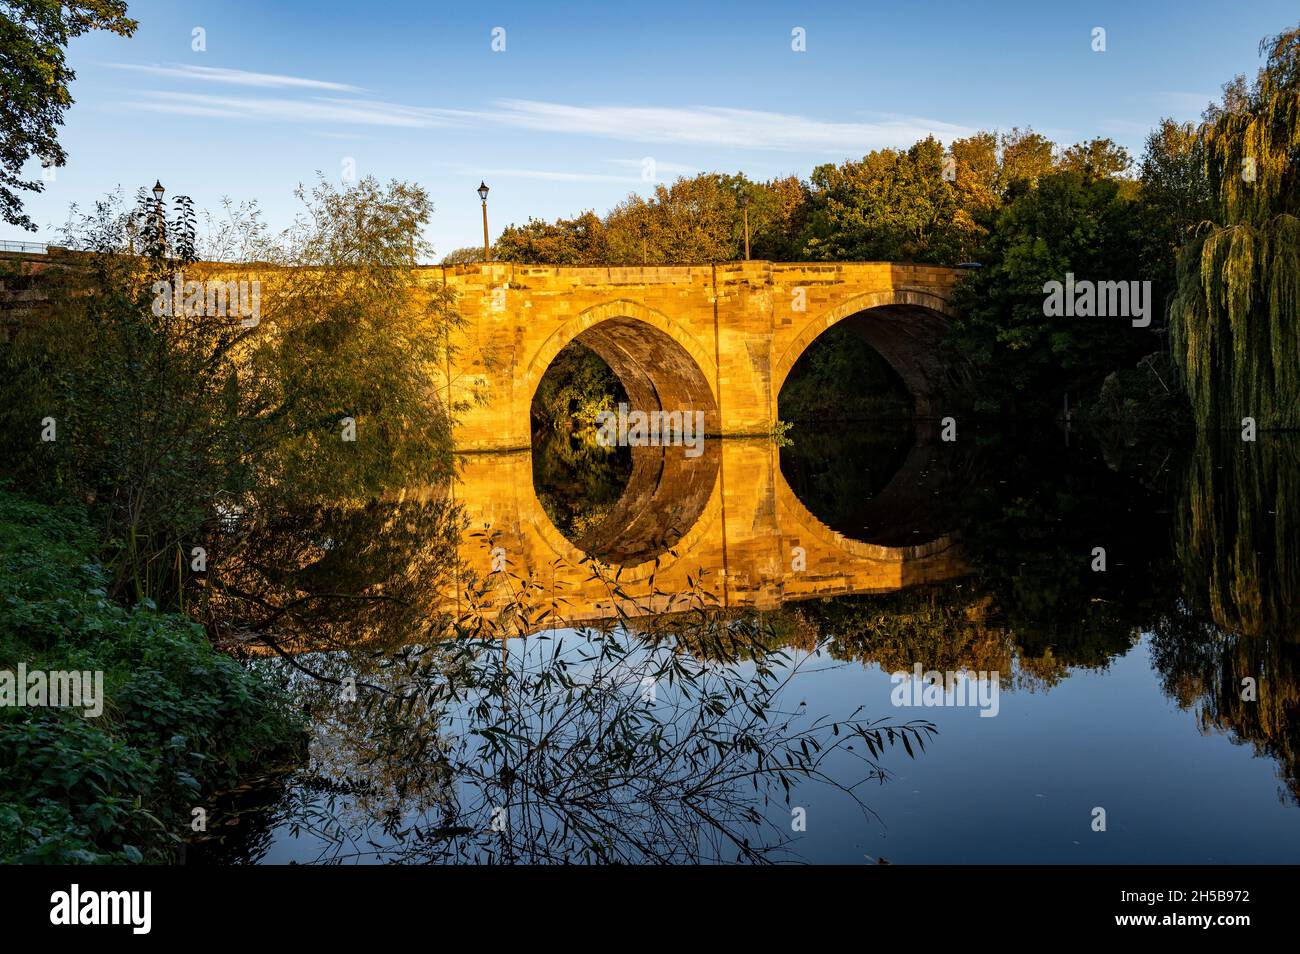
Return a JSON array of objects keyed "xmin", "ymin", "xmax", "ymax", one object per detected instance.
[
  {"xmin": 0, "ymin": 489, "xmax": 303, "ymax": 862},
  {"xmin": 0, "ymin": 175, "xmax": 461, "ymax": 860},
  {"xmin": 1, "ymin": 177, "xmax": 460, "ymax": 607},
  {"xmin": 1168, "ymin": 27, "xmax": 1300, "ymax": 430}
]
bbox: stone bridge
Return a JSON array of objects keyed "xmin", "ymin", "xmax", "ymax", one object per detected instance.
[
  {"xmin": 1, "ymin": 250, "xmax": 970, "ymax": 631},
  {"xmin": 433, "ymin": 261, "xmax": 964, "ymax": 451},
  {"xmin": 1, "ymin": 253, "xmax": 964, "ymax": 451}
]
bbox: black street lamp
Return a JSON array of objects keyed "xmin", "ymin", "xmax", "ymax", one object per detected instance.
[
  {"xmin": 151, "ymin": 180, "xmax": 165, "ymax": 245},
  {"xmin": 477, "ymin": 181, "xmax": 491, "ymax": 262}
]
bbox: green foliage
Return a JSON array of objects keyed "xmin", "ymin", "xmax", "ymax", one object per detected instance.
[
  {"xmin": 495, "ymin": 173, "xmax": 809, "ymax": 266},
  {"xmin": 945, "ymin": 170, "xmax": 1153, "ymax": 415},
  {"xmin": 440, "ymin": 245, "xmax": 484, "ymax": 265},
  {"xmin": 0, "ymin": 489, "xmax": 303, "ymax": 863},
  {"xmin": 1169, "ymin": 24, "xmax": 1300, "ymax": 430},
  {"xmin": 491, "ymin": 130, "xmax": 1089, "ymax": 269},
  {"xmin": 602, "ymin": 173, "xmax": 750, "ymax": 264},
  {"xmin": 0, "ymin": 176, "xmax": 459, "ymax": 606},
  {"xmin": 1135, "ymin": 119, "xmax": 1213, "ymax": 298},
  {"xmin": 530, "ymin": 340, "xmax": 626, "ymax": 433},
  {"xmin": 495, "ymin": 211, "xmax": 606, "ymax": 264},
  {"xmin": 799, "ymin": 137, "xmax": 986, "ymax": 263},
  {"xmin": 997, "ymin": 128, "xmax": 1057, "ymax": 192},
  {"xmin": 1084, "ymin": 351, "xmax": 1190, "ymax": 438},
  {"xmin": 247, "ymin": 177, "xmax": 462, "ymax": 505},
  {"xmin": 0, "ymin": 187, "xmax": 255, "ymax": 603},
  {"xmin": 1058, "ymin": 137, "xmax": 1132, "ymax": 182},
  {"xmin": 0, "ymin": 0, "xmax": 137, "ymax": 229}
]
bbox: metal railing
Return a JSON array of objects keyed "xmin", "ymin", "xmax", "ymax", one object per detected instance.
[{"xmin": 0, "ymin": 240, "xmax": 49, "ymax": 254}]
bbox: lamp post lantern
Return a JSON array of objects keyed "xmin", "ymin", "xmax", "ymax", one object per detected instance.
[
  {"xmin": 152, "ymin": 180, "xmax": 165, "ymax": 245},
  {"xmin": 477, "ymin": 181, "xmax": 491, "ymax": 262}
]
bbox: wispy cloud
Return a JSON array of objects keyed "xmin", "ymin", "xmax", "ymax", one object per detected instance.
[
  {"xmin": 123, "ymin": 91, "xmax": 450, "ymax": 128},
  {"xmin": 103, "ymin": 62, "xmax": 364, "ymax": 92},
  {"xmin": 109, "ymin": 63, "xmax": 974, "ymax": 153},
  {"xmin": 440, "ymin": 160, "xmax": 694, "ymax": 185},
  {"xmin": 465, "ymin": 100, "xmax": 975, "ymax": 153}
]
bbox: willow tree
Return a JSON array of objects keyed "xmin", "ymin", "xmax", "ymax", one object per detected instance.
[{"xmin": 1169, "ymin": 25, "xmax": 1300, "ymax": 429}]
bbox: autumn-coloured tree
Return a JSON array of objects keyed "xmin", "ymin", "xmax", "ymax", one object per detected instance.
[
  {"xmin": 494, "ymin": 211, "xmax": 607, "ymax": 265},
  {"xmin": 1059, "ymin": 138, "xmax": 1133, "ymax": 182}
]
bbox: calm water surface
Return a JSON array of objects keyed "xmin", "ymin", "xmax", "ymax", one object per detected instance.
[{"xmin": 195, "ymin": 423, "xmax": 1300, "ymax": 864}]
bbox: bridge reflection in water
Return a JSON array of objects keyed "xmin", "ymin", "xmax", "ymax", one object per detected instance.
[{"xmin": 438, "ymin": 426, "xmax": 966, "ymax": 633}]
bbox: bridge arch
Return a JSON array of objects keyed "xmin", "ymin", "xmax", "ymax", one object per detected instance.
[
  {"xmin": 522, "ymin": 299, "xmax": 721, "ymax": 436},
  {"xmin": 524, "ymin": 299, "xmax": 724, "ymax": 568},
  {"xmin": 772, "ymin": 288, "xmax": 955, "ymax": 418}
]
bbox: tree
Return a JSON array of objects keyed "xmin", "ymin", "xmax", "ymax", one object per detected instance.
[
  {"xmin": 0, "ymin": 176, "xmax": 460, "ymax": 603},
  {"xmin": 998, "ymin": 127, "xmax": 1057, "ymax": 194},
  {"xmin": 747, "ymin": 174, "xmax": 810, "ymax": 261},
  {"xmin": 248, "ymin": 177, "xmax": 462, "ymax": 505},
  {"xmin": 494, "ymin": 211, "xmax": 605, "ymax": 265},
  {"xmin": 799, "ymin": 138, "xmax": 982, "ymax": 263},
  {"xmin": 604, "ymin": 173, "xmax": 745, "ymax": 264},
  {"xmin": 1169, "ymin": 24, "xmax": 1300, "ymax": 429},
  {"xmin": 440, "ymin": 246, "xmax": 484, "ymax": 265},
  {"xmin": 950, "ymin": 131, "xmax": 1001, "ymax": 216},
  {"xmin": 0, "ymin": 0, "xmax": 137, "ymax": 229},
  {"xmin": 945, "ymin": 169, "xmax": 1150, "ymax": 414},
  {"xmin": 1135, "ymin": 119, "xmax": 1213, "ymax": 311},
  {"xmin": 3, "ymin": 186, "xmax": 262, "ymax": 600},
  {"xmin": 1059, "ymin": 138, "xmax": 1133, "ymax": 182}
]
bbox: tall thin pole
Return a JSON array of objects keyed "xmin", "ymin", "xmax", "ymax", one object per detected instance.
[
  {"xmin": 743, "ymin": 206, "xmax": 750, "ymax": 261},
  {"xmin": 152, "ymin": 181, "xmax": 166, "ymax": 249},
  {"xmin": 481, "ymin": 198, "xmax": 491, "ymax": 262}
]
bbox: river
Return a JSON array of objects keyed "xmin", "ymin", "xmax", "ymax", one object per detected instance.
[{"xmin": 191, "ymin": 422, "xmax": 1300, "ymax": 864}]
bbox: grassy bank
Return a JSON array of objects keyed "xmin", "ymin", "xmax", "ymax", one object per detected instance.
[{"xmin": 0, "ymin": 489, "xmax": 303, "ymax": 863}]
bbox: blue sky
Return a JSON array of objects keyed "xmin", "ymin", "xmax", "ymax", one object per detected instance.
[{"xmin": 7, "ymin": 0, "xmax": 1298, "ymax": 257}]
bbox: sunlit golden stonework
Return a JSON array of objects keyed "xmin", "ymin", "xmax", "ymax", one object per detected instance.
[{"xmin": 431, "ymin": 260, "xmax": 962, "ymax": 450}]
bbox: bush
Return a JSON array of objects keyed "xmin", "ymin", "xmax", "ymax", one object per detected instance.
[{"xmin": 0, "ymin": 488, "xmax": 304, "ymax": 863}]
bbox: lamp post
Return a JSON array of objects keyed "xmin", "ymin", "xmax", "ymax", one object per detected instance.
[
  {"xmin": 477, "ymin": 181, "xmax": 491, "ymax": 262},
  {"xmin": 739, "ymin": 190, "xmax": 750, "ymax": 261},
  {"xmin": 152, "ymin": 180, "xmax": 165, "ymax": 246}
]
